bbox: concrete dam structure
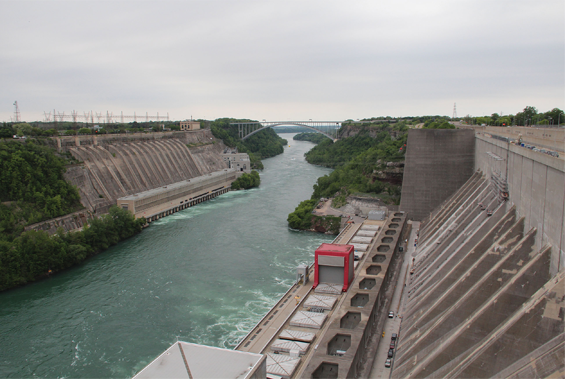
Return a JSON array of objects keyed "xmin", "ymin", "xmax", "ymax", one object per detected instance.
[
  {"xmin": 29, "ymin": 130, "xmax": 232, "ymax": 234},
  {"xmin": 395, "ymin": 129, "xmax": 564, "ymax": 378},
  {"xmin": 131, "ymin": 127, "xmax": 563, "ymax": 379}
]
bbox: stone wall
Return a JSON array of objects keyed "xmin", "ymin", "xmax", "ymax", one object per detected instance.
[
  {"xmin": 25, "ymin": 209, "xmax": 93, "ymax": 235},
  {"xmin": 399, "ymin": 129, "xmax": 476, "ymax": 221}
]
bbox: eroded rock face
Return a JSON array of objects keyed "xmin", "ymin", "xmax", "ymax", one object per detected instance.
[
  {"xmin": 374, "ymin": 167, "xmax": 404, "ymax": 185},
  {"xmin": 337, "ymin": 196, "xmax": 391, "ymax": 218},
  {"xmin": 310, "ymin": 216, "xmax": 340, "ymax": 235},
  {"xmin": 338, "ymin": 124, "xmax": 401, "ymax": 139}
]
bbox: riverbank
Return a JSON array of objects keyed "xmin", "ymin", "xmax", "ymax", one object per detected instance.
[{"xmin": 0, "ymin": 136, "xmax": 334, "ymax": 378}]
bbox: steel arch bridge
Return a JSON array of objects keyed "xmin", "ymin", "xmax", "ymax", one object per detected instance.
[{"xmin": 230, "ymin": 121, "xmax": 342, "ymax": 141}]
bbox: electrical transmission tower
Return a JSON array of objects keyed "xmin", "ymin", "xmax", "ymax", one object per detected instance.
[
  {"xmin": 42, "ymin": 110, "xmax": 170, "ymax": 124},
  {"xmin": 452, "ymin": 103, "xmax": 458, "ymax": 119},
  {"xmin": 13, "ymin": 101, "xmax": 21, "ymax": 122}
]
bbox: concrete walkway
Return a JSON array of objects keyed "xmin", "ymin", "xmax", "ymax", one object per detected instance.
[{"xmin": 368, "ymin": 221, "xmax": 420, "ymax": 378}]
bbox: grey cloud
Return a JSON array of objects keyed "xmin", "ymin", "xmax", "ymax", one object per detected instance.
[{"xmin": 1, "ymin": 0, "xmax": 563, "ymax": 122}]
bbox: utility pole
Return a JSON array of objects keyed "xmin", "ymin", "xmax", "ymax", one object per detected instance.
[{"xmin": 452, "ymin": 103, "xmax": 457, "ymax": 119}]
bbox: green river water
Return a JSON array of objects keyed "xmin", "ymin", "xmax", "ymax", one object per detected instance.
[{"xmin": 0, "ymin": 135, "xmax": 334, "ymax": 378}]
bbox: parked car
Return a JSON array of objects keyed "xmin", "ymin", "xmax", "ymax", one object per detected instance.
[
  {"xmin": 388, "ymin": 348, "xmax": 394, "ymax": 358},
  {"xmin": 391, "ymin": 333, "xmax": 398, "ymax": 340},
  {"xmin": 385, "ymin": 358, "xmax": 392, "ymax": 368},
  {"xmin": 390, "ymin": 341, "xmax": 396, "ymax": 349},
  {"xmin": 388, "ymin": 311, "xmax": 394, "ymax": 318}
]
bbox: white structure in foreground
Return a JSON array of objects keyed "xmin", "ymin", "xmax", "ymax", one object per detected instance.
[{"xmin": 132, "ymin": 341, "xmax": 266, "ymax": 379}]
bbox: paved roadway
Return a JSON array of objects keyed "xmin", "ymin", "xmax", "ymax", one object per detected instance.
[{"xmin": 369, "ymin": 221, "xmax": 420, "ymax": 378}]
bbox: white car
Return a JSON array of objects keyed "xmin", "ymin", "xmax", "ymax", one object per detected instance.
[
  {"xmin": 385, "ymin": 358, "xmax": 392, "ymax": 368},
  {"xmin": 388, "ymin": 311, "xmax": 394, "ymax": 318}
]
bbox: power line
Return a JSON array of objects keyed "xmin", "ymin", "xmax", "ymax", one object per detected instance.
[{"xmin": 42, "ymin": 110, "xmax": 170, "ymax": 124}]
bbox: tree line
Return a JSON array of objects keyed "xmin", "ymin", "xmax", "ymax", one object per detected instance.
[
  {"xmin": 0, "ymin": 206, "xmax": 146, "ymax": 292},
  {"xmin": 463, "ymin": 106, "xmax": 564, "ymax": 127},
  {"xmin": 0, "ymin": 120, "xmax": 201, "ymax": 139},
  {"xmin": 0, "ymin": 140, "xmax": 146, "ymax": 292}
]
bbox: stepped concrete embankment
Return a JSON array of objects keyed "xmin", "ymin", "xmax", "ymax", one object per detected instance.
[
  {"xmin": 392, "ymin": 127, "xmax": 564, "ymax": 378},
  {"xmin": 28, "ymin": 130, "xmax": 229, "ymax": 234}
]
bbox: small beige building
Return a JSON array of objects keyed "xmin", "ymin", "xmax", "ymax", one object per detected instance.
[{"xmin": 180, "ymin": 120, "xmax": 200, "ymax": 131}]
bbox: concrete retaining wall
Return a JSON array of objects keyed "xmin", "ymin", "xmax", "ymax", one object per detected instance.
[
  {"xmin": 474, "ymin": 134, "xmax": 565, "ymax": 275},
  {"xmin": 477, "ymin": 126, "xmax": 564, "ymax": 153},
  {"xmin": 28, "ymin": 130, "xmax": 229, "ymax": 234},
  {"xmin": 51, "ymin": 130, "xmax": 216, "ymax": 152},
  {"xmin": 400, "ymin": 129, "xmax": 476, "ymax": 221},
  {"xmin": 65, "ymin": 131, "xmax": 227, "ymax": 214}
]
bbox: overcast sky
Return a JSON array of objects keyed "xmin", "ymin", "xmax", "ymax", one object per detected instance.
[{"xmin": 1, "ymin": 0, "xmax": 563, "ymax": 123}]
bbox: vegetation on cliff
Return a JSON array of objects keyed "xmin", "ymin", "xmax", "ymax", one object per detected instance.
[
  {"xmin": 231, "ymin": 171, "xmax": 260, "ymax": 190},
  {"xmin": 308, "ymin": 130, "xmax": 406, "ymax": 201},
  {"xmin": 210, "ymin": 118, "xmax": 288, "ymax": 169},
  {"xmin": 0, "ymin": 141, "xmax": 146, "ymax": 292},
  {"xmin": 287, "ymin": 124, "xmax": 407, "ymax": 232},
  {"xmin": 0, "ymin": 206, "xmax": 146, "ymax": 292},
  {"xmin": 0, "ymin": 141, "xmax": 82, "ymax": 230},
  {"xmin": 292, "ymin": 132, "xmax": 330, "ymax": 144},
  {"xmin": 287, "ymin": 199, "xmax": 340, "ymax": 234}
]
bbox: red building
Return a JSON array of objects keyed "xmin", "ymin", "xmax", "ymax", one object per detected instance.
[{"xmin": 313, "ymin": 243, "xmax": 355, "ymax": 292}]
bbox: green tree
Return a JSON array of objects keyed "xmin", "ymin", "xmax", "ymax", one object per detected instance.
[
  {"xmin": 0, "ymin": 124, "xmax": 15, "ymax": 138},
  {"xmin": 13, "ymin": 123, "xmax": 32, "ymax": 136},
  {"xmin": 231, "ymin": 170, "xmax": 260, "ymax": 190}
]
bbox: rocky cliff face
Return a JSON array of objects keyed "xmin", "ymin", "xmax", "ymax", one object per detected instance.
[
  {"xmin": 373, "ymin": 160, "xmax": 404, "ymax": 186},
  {"xmin": 339, "ymin": 123, "xmax": 402, "ymax": 139}
]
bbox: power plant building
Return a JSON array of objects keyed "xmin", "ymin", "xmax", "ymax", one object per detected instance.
[{"xmin": 117, "ymin": 169, "xmax": 236, "ymax": 221}]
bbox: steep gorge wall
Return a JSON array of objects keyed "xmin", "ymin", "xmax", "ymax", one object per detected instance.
[{"xmin": 29, "ymin": 131, "xmax": 227, "ymax": 233}]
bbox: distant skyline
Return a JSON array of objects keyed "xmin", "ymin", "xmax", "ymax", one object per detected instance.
[{"xmin": 1, "ymin": 0, "xmax": 563, "ymax": 123}]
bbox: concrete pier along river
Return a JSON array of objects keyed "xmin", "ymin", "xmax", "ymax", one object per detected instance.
[{"xmin": 0, "ymin": 134, "xmax": 334, "ymax": 378}]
